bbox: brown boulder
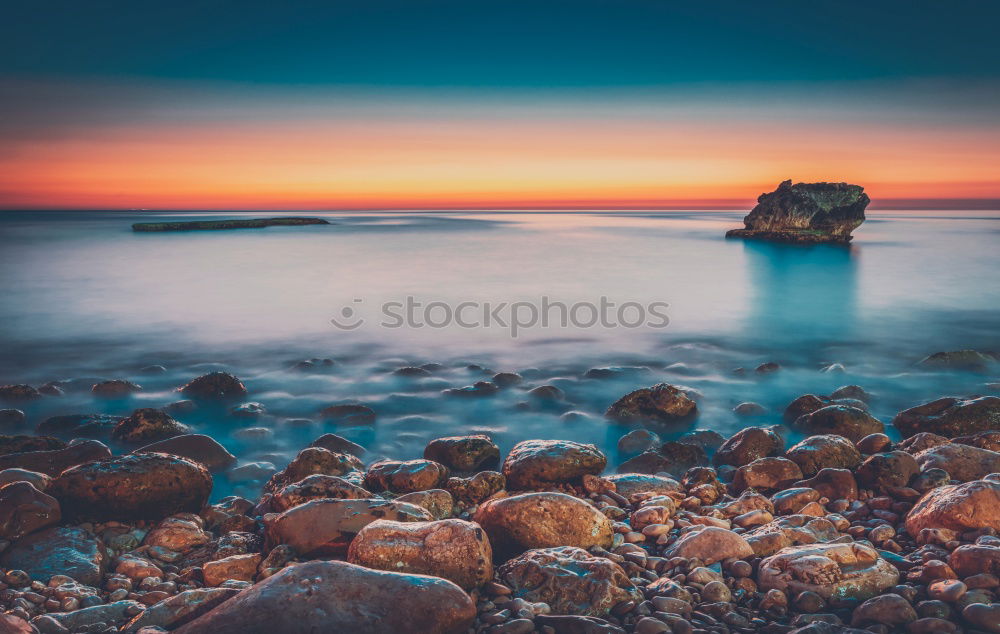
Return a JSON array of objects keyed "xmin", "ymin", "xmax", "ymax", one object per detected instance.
[
  {"xmin": 174, "ymin": 560, "xmax": 475, "ymax": 634},
  {"xmin": 0, "ymin": 526, "xmax": 105, "ymax": 585},
  {"xmin": 662, "ymin": 526, "xmax": 753, "ymax": 564},
  {"xmin": 134, "ymin": 434, "xmax": 236, "ymax": 471},
  {"xmin": 318, "ymin": 403, "xmax": 376, "ymax": 424},
  {"xmin": 792, "ymin": 405, "xmax": 884, "ymax": 441},
  {"xmin": 396, "ymin": 489, "xmax": 455, "ymax": 519},
  {"xmin": 498, "ymin": 546, "xmax": 641, "ymax": 617},
  {"xmin": 855, "ymin": 450, "xmax": 919, "ymax": 489},
  {"xmin": 785, "ymin": 435, "xmax": 861, "ymax": 476},
  {"xmin": 617, "ymin": 442, "xmax": 706, "ymax": 479},
  {"xmin": 732, "ymin": 457, "xmax": 803, "ymax": 493},
  {"xmin": 180, "ymin": 372, "xmax": 247, "ymax": 400},
  {"xmin": 202, "ymin": 553, "xmax": 262, "ymax": 586},
  {"xmin": 794, "ymin": 468, "xmax": 859, "ymax": 501},
  {"xmin": 743, "ymin": 515, "xmax": 841, "ymax": 557},
  {"xmin": 143, "ymin": 514, "xmax": 211, "ymax": 553},
  {"xmin": 949, "ymin": 544, "xmax": 1000, "ymax": 578},
  {"xmin": 49, "ymin": 452, "xmax": 212, "ymax": 522},
  {"xmin": 757, "ymin": 542, "xmax": 899, "ymax": 600},
  {"xmin": 955, "ymin": 430, "xmax": 1000, "ymax": 452},
  {"xmin": 423, "ymin": 434, "xmax": 500, "ymax": 472},
  {"xmin": 0, "ymin": 481, "xmax": 60, "ymax": 541},
  {"xmin": 915, "ymin": 443, "xmax": 1000, "ymax": 482},
  {"xmin": 348, "ymin": 518, "xmax": 492, "ymax": 590},
  {"xmin": 364, "ymin": 459, "xmax": 450, "ymax": 493},
  {"xmin": 0, "ymin": 435, "xmax": 65, "ymax": 456},
  {"xmin": 784, "ymin": 394, "xmax": 831, "ymax": 422},
  {"xmin": 474, "ymin": 492, "xmax": 612, "ymax": 558},
  {"xmin": 270, "ymin": 474, "xmax": 372, "ymax": 512},
  {"xmin": 502, "ymin": 439, "xmax": 606, "ymax": 489},
  {"xmin": 309, "ymin": 432, "xmax": 366, "ymax": 457},
  {"xmin": 264, "ymin": 498, "xmax": 432, "ymax": 556},
  {"xmin": 604, "ymin": 473, "xmax": 682, "ymax": 502},
  {"xmin": 0, "ymin": 439, "xmax": 110, "ymax": 476},
  {"xmin": 92, "ymin": 379, "xmax": 142, "ymax": 398},
  {"xmin": 605, "ymin": 383, "xmax": 697, "ymax": 424},
  {"xmin": 122, "ymin": 587, "xmax": 240, "ymax": 632},
  {"xmin": 446, "ymin": 471, "xmax": 505, "ymax": 505},
  {"xmin": 896, "ymin": 432, "xmax": 950, "ymax": 454},
  {"xmin": 905, "ymin": 480, "xmax": 1000, "ymax": 535},
  {"xmin": 893, "ymin": 396, "xmax": 1000, "ymax": 438},
  {"xmin": 714, "ymin": 427, "xmax": 784, "ymax": 468},
  {"xmin": 113, "ymin": 408, "xmax": 190, "ymax": 444},
  {"xmin": 0, "ymin": 384, "xmax": 42, "ymax": 402},
  {"xmin": 265, "ymin": 447, "xmax": 363, "ymax": 493}
]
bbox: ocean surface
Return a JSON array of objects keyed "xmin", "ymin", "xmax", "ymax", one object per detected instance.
[{"xmin": 1, "ymin": 210, "xmax": 998, "ymax": 498}]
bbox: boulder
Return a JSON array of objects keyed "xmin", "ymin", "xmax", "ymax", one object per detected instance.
[
  {"xmin": 474, "ymin": 492, "xmax": 612, "ymax": 558},
  {"xmin": 662, "ymin": 526, "xmax": 754, "ymax": 565},
  {"xmin": 0, "ymin": 526, "xmax": 105, "ymax": 585},
  {"xmin": 949, "ymin": 544, "xmax": 1000, "ymax": 578},
  {"xmin": 855, "ymin": 450, "xmax": 919, "ymax": 489},
  {"xmin": 173, "ymin": 560, "xmax": 475, "ymax": 634},
  {"xmin": 794, "ymin": 468, "xmax": 859, "ymax": 501},
  {"xmin": 92, "ymin": 379, "xmax": 142, "ymax": 398},
  {"xmin": 851, "ymin": 593, "xmax": 918, "ymax": 627},
  {"xmin": 348, "ymin": 518, "xmax": 492, "ymax": 590},
  {"xmin": 0, "ymin": 435, "xmax": 66, "ymax": 456},
  {"xmin": 604, "ymin": 474, "xmax": 682, "ymax": 502},
  {"xmin": 36, "ymin": 413, "xmax": 123, "ymax": 439},
  {"xmin": 502, "ymin": 440, "xmax": 606, "ymax": 489},
  {"xmin": 732, "ymin": 457, "xmax": 803, "ymax": 493},
  {"xmin": 143, "ymin": 514, "xmax": 211, "ymax": 553},
  {"xmin": 364, "ymin": 459, "xmax": 450, "ymax": 493},
  {"xmin": 0, "ymin": 408, "xmax": 26, "ymax": 426},
  {"xmin": 785, "ymin": 435, "xmax": 861, "ymax": 477},
  {"xmin": 180, "ymin": 372, "xmax": 247, "ymax": 400},
  {"xmin": 0, "ymin": 440, "xmax": 111, "ymax": 476},
  {"xmin": 605, "ymin": 384, "xmax": 697, "ymax": 424},
  {"xmin": 793, "ymin": 406, "xmax": 884, "ymax": 442},
  {"xmin": 424, "ymin": 434, "xmax": 500, "ymax": 472},
  {"xmin": 617, "ymin": 442, "xmax": 706, "ymax": 478},
  {"xmin": 396, "ymin": 489, "xmax": 454, "ymax": 519},
  {"xmin": 757, "ymin": 542, "xmax": 899, "ymax": 600},
  {"xmin": 498, "ymin": 546, "xmax": 641, "ymax": 617},
  {"xmin": 0, "ymin": 384, "xmax": 42, "ymax": 402},
  {"xmin": 265, "ymin": 447, "xmax": 363, "ymax": 492},
  {"xmin": 134, "ymin": 434, "xmax": 236, "ymax": 471},
  {"xmin": 446, "ymin": 471, "xmax": 505, "ymax": 505},
  {"xmin": 113, "ymin": 408, "xmax": 190, "ymax": 444},
  {"xmin": 202, "ymin": 553, "xmax": 262, "ymax": 586},
  {"xmin": 617, "ymin": 429, "xmax": 661, "ymax": 456},
  {"xmin": 725, "ymin": 180, "xmax": 868, "ymax": 243},
  {"xmin": 0, "ymin": 468, "xmax": 51, "ymax": 490},
  {"xmin": 784, "ymin": 394, "xmax": 833, "ymax": 423},
  {"xmin": 905, "ymin": 480, "xmax": 1000, "ymax": 534},
  {"xmin": 714, "ymin": 427, "xmax": 784, "ymax": 468},
  {"xmin": 310, "ymin": 432, "xmax": 366, "ymax": 457},
  {"xmin": 319, "ymin": 403, "xmax": 377, "ymax": 424},
  {"xmin": 37, "ymin": 600, "xmax": 145, "ymax": 633},
  {"xmin": 0, "ymin": 481, "xmax": 60, "ymax": 541},
  {"xmin": 49, "ymin": 452, "xmax": 212, "ymax": 522},
  {"xmin": 122, "ymin": 587, "xmax": 239, "ymax": 633},
  {"xmin": 743, "ymin": 515, "xmax": 841, "ymax": 557},
  {"xmin": 955, "ymin": 430, "xmax": 1000, "ymax": 452},
  {"xmin": 270, "ymin": 474, "xmax": 372, "ymax": 512},
  {"xmin": 893, "ymin": 396, "xmax": 1000, "ymax": 438},
  {"xmin": 919, "ymin": 350, "xmax": 995, "ymax": 372},
  {"xmin": 264, "ymin": 498, "xmax": 432, "ymax": 556},
  {"xmin": 915, "ymin": 443, "xmax": 1000, "ymax": 482}
]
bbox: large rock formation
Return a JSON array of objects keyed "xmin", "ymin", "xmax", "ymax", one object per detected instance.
[{"xmin": 726, "ymin": 180, "xmax": 869, "ymax": 243}]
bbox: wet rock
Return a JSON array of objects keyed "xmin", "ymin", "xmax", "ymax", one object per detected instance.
[
  {"xmin": 962, "ymin": 603, "xmax": 1000, "ymax": 634},
  {"xmin": 443, "ymin": 381, "xmax": 499, "ymax": 398},
  {"xmin": 786, "ymin": 435, "xmax": 862, "ymax": 476},
  {"xmin": 174, "ymin": 560, "xmax": 475, "ymax": 633},
  {"xmin": 851, "ymin": 593, "xmax": 917, "ymax": 626},
  {"xmin": 134, "ymin": 434, "xmax": 236, "ymax": 471},
  {"xmin": 502, "ymin": 439, "xmax": 606, "ymax": 489},
  {"xmin": 227, "ymin": 461, "xmax": 276, "ymax": 483},
  {"xmin": 604, "ymin": 473, "xmax": 681, "ymax": 502},
  {"xmin": 617, "ymin": 429, "xmax": 660, "ymax": 456},
  {"xmin": 714, "ymin": 427, "xmax": 784, "ymax": 468},
  {"xmin": 905, "ymin": 479, "xmax": 1000, "ymax": 534},
  {"xmin": 265, "ymin": 447, "xmax": 364, "ymax": 493},
  {"xmin": 0, "ymin": 467, "xmax": 51, "ymax": 490},
  {"xmin": 734, "ymin": 402, "xmax": 767, "ymax": 416},
  {"xmin": 831, "ymin": 385, "xmax": 872, "ymax": 403},
  {"xmin": 856, "ymin": 432, "xmax": 891, "ymax": 454},
  {"xmin": 725, "ymin": 180, "xmax": 868, "ymax": 243},
  {"xmin": 269, "ymin": 473, "xmax": 372, "ymax": 512},
  {"xmin": 955, "ymin": 430, "xmax": 1000, "ymax": 452},
  {"xmin": 605, "ymin": 383, "xmax": 697, "ymax": 424},
  {"xmin": 0, "ymin": 384, "xmax": 42, "ymax": 402},
  {"xmin": 0, "ymin": 481, "xmax": 60, "ymax": 541},
  {"xmin": 123, "ymin": 587, "xmax": 239, "ymax": 632},
  {"xmin": 0, "ymin": 614, "xmax": 33, "ymax": 633},
  {"xmin": 37, "ymin": 599, "xmax": 145, "ymax": 633},
  {"xmin": 365, "ymin": 459, "xmax": 449, "ymax": 493},
  {"xmin": 744, "ymin": 515, "xmax": 841, "ymax": 557},
  {"xmin": 0, "ymin": 526, "xmax": 105, "ymax": 585},
  {"xmin": 396, "ymin": 489, "xmax": 454, "ymax": 519},
  {"xmin": 535, "ymin": 615, "xmax": 626, "ymax": 633},
  {"xmin": 792, "ymin": 405, "xmax": 884, "ymax": 442},
  {"xmin": 896, "ymin": 432, "xmax": 950, "ymax": 454},
  {"xmin": 949, "ymin": 544, "xmax": 1000, "ymax": 577},
  {"xmin": 309, "ymin": 432, "xmax": 366, "ymax": 457},
  {"xmin": 663, "ymin": 526, "xmax": 754, "ymax": 564},
  {"xmin": 893, "ymin": 396, "xmax": 1000, "ymax": 438},
  {"xmin": 678, "ymin": 428, "xmax": 726, "ymax": 451},
  {"xmin": 0, "ymin": 408, "xmax": 26, "ymax": 426},
  {"xmin": 499, "ymin": 546, "xmax": 641, "ymax": 617},
  {"xmin": 180, "ymin": 372, "xmax": 247, "ymax": 400},
  {"xmin": 113, "ymin": 408, "xmax": 190, "ymax": 444},
  {"xmin": 0, "ymin": 434, "xmax": 66, "ymax": 455},
  {"xmin": 36, "ymin": 413, "xmax": 123, "ymax": 439},
  {"xmin": 794, "ymin": 468, "xmax": 859, "ymax": 501},
  {"xmin": 446, "ymin": 471, "xmax": 505, "ymax": 505},
  {"xmin": 50, "ymin": 452, "xmax": 212, "ymax": 522},
  {"xmin": 772, "ymin": 487, "xmax": 821, "ymax": 515},
  {"xmin": 529, "ymin": 384, "xmax": 565, "ymax": 401},
  {"xmin": 915, "ymin": 442, "xmax": 1000, "ymax": 482},
  {"xmin": 855, "ymin": 450, "xmax": 919, "ymax": 489},
  {"xmin": 618, "ymin": 443, "xmax": 706, "ymax": 479},
  {"xmin": 756, "ymin": 361, "xmax": 781, "ymax": 374},
  {"xmin": 348, "ymin": 518, "xmax": 492, "ymax": 590},
  {"xmin": 202, "ymin": 553, "xmax": 262, "ymax": 586},
  {"xmin": 143, "ymin": 514, "xmax": 211, "ymax": 553},
  {"xmin": 92, "ymin": 379, "xmax": 142, "ymax": 398},
  {"xmin": 757, "ymin": 542, "xmax": 899, "ymax": 601},
  {"xmin": 919, "ymin": 350, "xmax": 995, "ymax": 372},
  {"xmin": 784, "ymin": 394, "xmax": 832, "ymax": 423},
  {"xmin": 117, "ymin": 553, "xmax": 163, "ymax": 580},
  {"xmin": 732, "ymin": 457, "xmax": 803, "ymax": 493},
  {"xmin": 474, "ymin": 492, "xmax": 612, "ymax": 558},
  {"xmin": 424, "ymin": 434, "xmax": 500, "ymax": 472},
  {"xmin": 264, "ymin": 498, "xmax": 432, "ymax": 556},
  {"xmin": 230, "ymin": 402, "xmax": 265, "ymax": 418},
  {"xmin": 0, "ymin": 439, "xmax": 110, "ymax": 476}
]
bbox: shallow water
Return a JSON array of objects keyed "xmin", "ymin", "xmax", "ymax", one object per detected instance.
[{"xmin": 1, "ymin": 210, "xmax": 998, "ymax": 499}]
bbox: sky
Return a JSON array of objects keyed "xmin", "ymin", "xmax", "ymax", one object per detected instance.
[{"xmin": 2, "ymin": 0, "xmax": 999, "ymax": 210}]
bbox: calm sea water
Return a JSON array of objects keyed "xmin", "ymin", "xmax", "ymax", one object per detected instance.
[{"xmin": 1, "ymin": 210, "xmax": 997, "ymax": 497}]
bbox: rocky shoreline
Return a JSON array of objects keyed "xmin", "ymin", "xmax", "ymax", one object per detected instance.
[
  {"xmin": 131, "ymin": 217, "xmax": 330, "ymax": 232},
  {"xmin": 1, "ymin": 367, "xmax": 1000, "ymax": 633}
]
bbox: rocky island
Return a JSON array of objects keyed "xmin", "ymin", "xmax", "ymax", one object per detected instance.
[
  {"xmin": 132, "ymin": 217, "xmax": 330, "ymax": 232},
  {"xmin": 726, "ymin": 180, "xmax": 869, "ymax": 244}
]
